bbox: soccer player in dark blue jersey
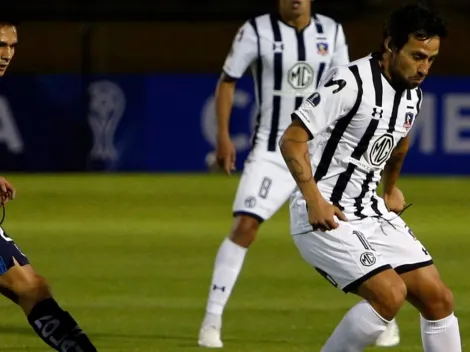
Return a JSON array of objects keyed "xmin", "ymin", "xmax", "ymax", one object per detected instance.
[{"xmin": 0, "ymin": 21, "xmax": 97, "ymax": 351}]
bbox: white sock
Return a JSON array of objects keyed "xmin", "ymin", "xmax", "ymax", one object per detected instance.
[
  {"xmin": 202, "ymin": 238, "xmax": 247, "ymax": 328},
  {"xmin": 421, "ymin": 313, "xmax": 462, "ymax": 352},
  {"xmin": 321, "ymin": 300, "xmax": 389, "ymax": 352}
]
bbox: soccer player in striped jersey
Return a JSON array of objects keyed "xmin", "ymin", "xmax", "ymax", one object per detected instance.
[
  {"xmin": 280, "ymin": 4, "xmax": 460, "ymax": 351},
  {"xmin": 199, "ymin": 0, "xmax": 399, "ymax": 348},
  {"xmin": 0, "ymin": 22, "xmax": 97, "ymax": 351}
]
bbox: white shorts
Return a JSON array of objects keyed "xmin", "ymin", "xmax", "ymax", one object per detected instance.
[
  {"xmin": 292, "ymin": 213, "xmax": 433, "ymax": 293},
  {"xmin": 232, "ymin": 147, "xmax": 296, "ymax": 221}
]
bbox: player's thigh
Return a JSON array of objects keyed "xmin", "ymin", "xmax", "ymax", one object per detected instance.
[
  {"xmin": 396, "ymin": 260, "xmax": 454, "ymax": 321},
  {"xmin": 368, "ymin": 214, "xmax": 433, "ymax": 274},
  {"xmin": 292, "ymin": 218, "xmax": 392, "ymax": 293},
  {"xmin": 233, "ymin": 153, "xmax": 295, "ymax": 221}
]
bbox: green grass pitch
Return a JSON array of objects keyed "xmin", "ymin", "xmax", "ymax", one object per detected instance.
[{"xmin": 0, "ymin": 173, "xmax": 467, "ymax": 351}]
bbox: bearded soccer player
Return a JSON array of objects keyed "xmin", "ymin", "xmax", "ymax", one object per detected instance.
[{"xmin": 280, "ymin": 4, "xmax": 460, "ymax": 351}]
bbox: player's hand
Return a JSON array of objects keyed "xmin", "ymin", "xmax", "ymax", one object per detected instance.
[
  {"xmin": 216, "ymin": 134, "xmax": 236, "ymax": 175},
  {"xmin": 384, "ymin": 186, "xmax": 405, "ymax": 214},
  {"xmin": 306, "ymin": 197, "xmax": 347, "ymax": 232},
  {"xmin": 0, "ymin": 177, "xmax": 15, "ymax": 206}
]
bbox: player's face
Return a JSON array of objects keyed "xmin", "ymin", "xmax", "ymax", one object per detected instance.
[
  {"xmin": 279, "ymin": 0, "xmax": 310, "ymax": 18},
  {"xmin": 0, "ymin": 25, "xmax": 17, "ymax": 77},
  {"xmin": 390, "ymin": 34, "xmax": 440, "ymax": 89}
]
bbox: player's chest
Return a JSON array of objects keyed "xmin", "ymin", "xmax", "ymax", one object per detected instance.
[
  {"xmin": 258, "ymin": 26, "xmax": 334, "ymax": 73},
  {"xmin": 351, "ymin": 97, "xmax": 417, "ymax": 137},
  {"xmin": 344, "ymin": 94, "xmax": 418, "ymax": 167}
]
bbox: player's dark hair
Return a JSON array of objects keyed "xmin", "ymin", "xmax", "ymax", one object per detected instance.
[{"xmin": 381, "ymin": 3, "xmax": 447, "ymax": 52}]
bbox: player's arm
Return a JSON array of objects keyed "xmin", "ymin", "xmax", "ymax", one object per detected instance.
[
  {"xmin": 215, "ymin": 73, "xmax": 237, "ymax": 148},
  {"xmin": 280, "ymin": 118, "xmax": 343, "ymax": 231},
  {"xmin": 381, "ymin": 136, "xmax": 410, "ymax": 213},
  {"xmin": 280, "ymin": 67, "xmax": 357, "ymax": 230},
  {"xmin": 383, "ymin": 136, "xmax": 410, "ymax": 195},
  {"xmin": 281, "ymin": 66, "xmax": 357, "ymax": 189},
  {"xmin": 216, "ymin": 21, "xmax": 258, "ymax": 174},
  {"xmin": 331, "ymin": 23, "xmax": 350, "ymax": 67},
  {"xmin": 279, "ymin": 118, "xmax": 319, "ymax": 201}
]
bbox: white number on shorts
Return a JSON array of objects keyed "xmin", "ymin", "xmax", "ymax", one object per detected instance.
[
  {"xmin": 353, "ymin": 230, "xmax": 375, "ymax": 251},
  {"xmin": 258, "ymin": 177, "xmax": 272, "ymax": 199}
]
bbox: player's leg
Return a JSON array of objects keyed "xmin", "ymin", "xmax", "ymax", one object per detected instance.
[
  {"xmin": 199, "ymin": 153, "xmax": 294, "ymax": 348},
  {"xmin": 0, "ymin": 228, "xmax": 97, "ymax": 351},
  {"xmin": 320, "ymin": 270, "xmax": 406, "ymax": 352},
  {"xmin": 290, "ymin": 208, "xmax": 407, "ymax": 351},
  {"xmin": 401, "ymin": 266, "xmax": 461, "ymax": 351},
  {"xmin": 375, "ymin": 215, "xmax": 461, "ymax": 351}
]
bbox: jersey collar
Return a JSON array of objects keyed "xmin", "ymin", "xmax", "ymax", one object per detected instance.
[{"xmin": 274, "ymin": 12, "xmax": 313, "ymax": 32}]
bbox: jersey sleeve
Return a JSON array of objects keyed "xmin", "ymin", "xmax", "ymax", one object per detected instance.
[
  {"xmin": 222, "ymin": 21, "xmax": 258, "ymax": 79},
  {"xmin": 291, "ymin": 66, "xmax": 359, "ymax": 138},
  {"xmin": 331, "ymin": 23, "xmax": 350, "ymax": 67}
]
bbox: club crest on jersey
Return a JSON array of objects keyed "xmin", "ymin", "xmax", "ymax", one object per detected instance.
[
  {"xmin": 273, "ymin": 41, "xmax": 284, "ymax": 53},
  {"xmin": 317, "ymin": 42, "xmax": 329, "ymax": 56},
  {"xmin": 404, "ymin": 112, "xmax": 414, "ymax": 129}
]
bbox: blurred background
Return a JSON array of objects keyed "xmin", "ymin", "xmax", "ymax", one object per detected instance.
[
  {"xmin": 0, "ymin": 1, "xmax": 469, "ymax": 351},
  {"xmin": 0, "ymin": 0, "xmax": 469, "ymax": 173}
]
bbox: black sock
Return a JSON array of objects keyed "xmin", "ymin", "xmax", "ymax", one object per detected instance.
[{"xmin": 27, "ymin": 298, "xmax": 97, "ymax": 351}]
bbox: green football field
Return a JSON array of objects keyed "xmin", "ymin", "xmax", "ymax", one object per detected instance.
[{"xmin": 0, "ymin": 174, "xmax": 468, "ymax": 351}]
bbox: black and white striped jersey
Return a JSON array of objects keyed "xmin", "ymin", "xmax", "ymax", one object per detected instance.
[
  {"xmin": 291, "ymin": 53, "xmax": 423, "ymax": 219},
  {"xmin": 223, "ymin": 12, "xmax": 349, "ymax": 152}
]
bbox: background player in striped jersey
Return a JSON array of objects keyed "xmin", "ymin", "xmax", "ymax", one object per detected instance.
[
  {"xmin": 0, "ymin": 22, "xmax": 97, "ymax": 351},
  {"xmin": 198, "ymin": 0, "xmax": 398, "ymax": 348},
  {"xmin": 280, "ymin": 3, "xmax": 460, "ymax": 351}
]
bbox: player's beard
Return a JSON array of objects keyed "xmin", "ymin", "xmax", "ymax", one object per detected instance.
[{"xmin": 389, "ymin": 61, "xmax": 416, "ymax": 90}]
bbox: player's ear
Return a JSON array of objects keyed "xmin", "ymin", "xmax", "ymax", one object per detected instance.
[{"xmin": 384, "ymin": 37, "xmax": 393, "ymax": 52}]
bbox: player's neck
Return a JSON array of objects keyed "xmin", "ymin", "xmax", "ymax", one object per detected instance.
[
  {"xmin": 279, "ymin": 12, "xmax": 311, "ymax": 31},
  {"xmin": 378, "ymin": 56, "xmax": 393, "ymax": 82},
  {"xmin": 378, "ymin": 53, "xmax": 404, "ymax": 92}
]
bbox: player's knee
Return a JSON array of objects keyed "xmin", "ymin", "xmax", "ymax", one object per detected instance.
[
  {"xmin": 422, "ymin": 283, "xmax": 454, "ymax": 319},
  {"xmin": 15, "ymin": 274, "xmax": 51, "ymax": 302},
  {"xmin": 438, "ymin": 286, "xmax": 455, "ymax": 314},
  {"xmin": 376, "ymin": 280, "xmax": 407, "ymax": 320},
  {"xmin": 229, "ymin": 215, "xmax": 261, "ymax": 248},
  {"xmin": 360, "ymin": 271, "xmax": 407, "ymax": 321},
  {"xmin": 387, "ymin": 280, "xmax": 407, "ymax": 312}
]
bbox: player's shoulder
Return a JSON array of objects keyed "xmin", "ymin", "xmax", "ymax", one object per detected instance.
[
  {"xmin": 323, "ymin": 58, "xmax": 366, "ymax": 85},
  {"xmin": 233, "ymin": 15, "xmax": 270, "ymax": 40},
  {"xmin": 313, "ymin": 13, "xmax": 342, "ymax": 33},
  {"xmin": 244, "ymin": 13, "xmax": 271, "ymax": 30},
  {"xmin": 334, "ymin": 54, "xmax": 374, "ymax": 81},
  {"xmin": 318, "ymin": 65, "xmax": 359, "ymax": 99},
  {"xmin": 251, "ymin": 13, "xmax": 271, "ymax": 22},
  {"xmin": 347, "ymin": 54, "xmax": 373, "ymax": 69}
]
